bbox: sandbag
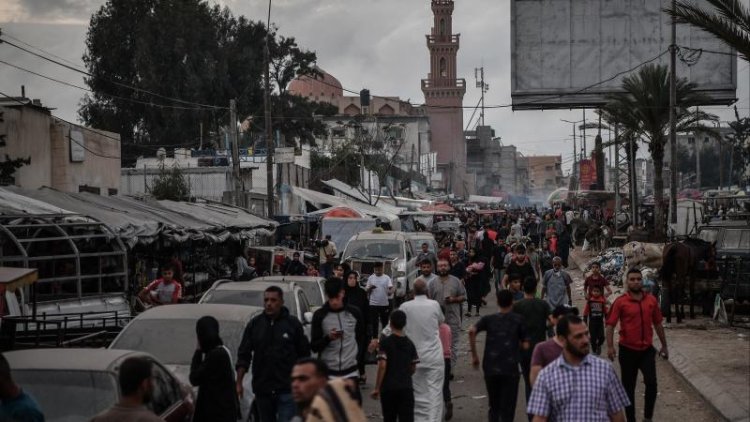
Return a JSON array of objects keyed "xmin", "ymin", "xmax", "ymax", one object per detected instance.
[{"xmin": 623, "ymin": 241, "xmax": 664, "ymax": 269}]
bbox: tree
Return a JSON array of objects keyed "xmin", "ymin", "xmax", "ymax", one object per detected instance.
[
  {"xmin": 727, "ymin": 106, "xmax": 750, "ymax": 186},
  {"xmin": 601, "ymin": 64, "xmax": 717, "ymax": 240},
  {"xmin": 149, "ymin": 163, "xmax": 190, "ymax": 201},
  {"xmin": 665, "ymin": 0, "xmax": 750, "ymax": 62},
  {"xmin": 0, "ymin": 155, "xmax": 30, "ymax": 186},
  {"xmin": 80, "ymin": 0, "xmax": 332, "ymax": 166}
]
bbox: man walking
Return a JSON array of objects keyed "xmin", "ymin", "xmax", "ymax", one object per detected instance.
[
  {"xmin": 311, "ymin": 278, "xmax": 366, "ymax": 382},
  {"xmin": 528, "ymin": 315, "xmax": 630, "ymax": 421},
  {"xmin": 427, "ymin": 259, "xmax": 466, "ymax": 368},
  {"xmin": 318, "ymin": 235, "xmax": 337, "ymax": 278},
  {"xmin": 415, "ymin": 260, "xmax": 437, "ymax": 289},
  {"xmin": 366, "ymin": 262, "xmax": 393, "ymax": 339},
  {"xmin": 607, "ymin": 268, "xmax": 668, "ymax": 422},
  {"xmin": 512, "ymin": 278, "xmax": 550, "ymax": 402},
  {"xmin": 399, "ymin": 279, "xmax": 445, "ymax": 422},
  {"xmin": 90, "ymin": 357, "xmax": 160, "ymax": 422},
  {"xmin": 236, "ymin": 286, "xmax": 311, "ymax": 422},
  {"xmin": 541, "ymin": 257, "xmax": 573, "ymax": 309},
  {"xmin": 491, "ymin": 238, "xmax": 508, "ymax": 291},
  {"xmin": 469, "ymin": 289, "xmax": 529, "ymax": 422}
]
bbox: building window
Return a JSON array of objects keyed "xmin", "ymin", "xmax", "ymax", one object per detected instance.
[
  {"xmin": 688, "ymin": 137, "xmax": 694, "ymax": 144},
  {"xmin": 439, "ymin": 58, "xmax": 447, "ymax": 77},
  {"xmin": 108, "ymin": 188, "xmax": 118, "ymax": 196},
  {"xmin": 704, "ymin": 137, "xmax": 709, "ymax": 144},
  {"xmin": 439, "ymin": 19, "xmax": 446, "ymax": 36},
  {"xmin": 331, "ymin": 127, "xmax": 346, "ymax": 137},
  {"xmin": 79, "ymin": 185, "xmax": 101, "ymax": 195}
]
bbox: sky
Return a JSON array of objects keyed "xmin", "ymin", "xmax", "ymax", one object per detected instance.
[{"xmin": 1, "ymin": 0, "xmax": 748, "ymax": 176}]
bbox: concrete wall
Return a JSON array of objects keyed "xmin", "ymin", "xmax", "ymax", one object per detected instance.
[
  {"xmin": 49, "ymin": 117, "xmax": 120, "ymax": 194},
  {"xmin": 0, "ymin": 105, "xmax": 52, "ymax": 189}
]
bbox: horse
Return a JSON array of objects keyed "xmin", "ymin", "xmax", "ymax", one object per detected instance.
[{"xmin": 660, "ymin": 238, "xmax": 717, "ymax": 323}]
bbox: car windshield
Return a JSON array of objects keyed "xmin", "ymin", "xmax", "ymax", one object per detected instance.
[
  {"xmin": 698, "ymin": 228, "xmax": 720, "ymax": 243},
  {"xmin": 202, "ymin": 290, "xmax": 266, "ymax": 307},
  {"xmin": 409, "ymin": 240, "xmax": 435, "ymax": 253},
  {"xmin": 723, "ymin": 229, "xmax": 750, "ymax": 250},
  {"xmin": 344, "ymin": 240, "xmax": 403, "ymax": 259},
  {"xmin": 111, "ymin": 319, "xmax": 243, "ymax": 365},
  {"xmin": 12, "ymin": 369, "xmax": 118, "ymax": 422},
  {"xmin": 296, "ymin": 282, "xmax": 323, "ymax": 307}
]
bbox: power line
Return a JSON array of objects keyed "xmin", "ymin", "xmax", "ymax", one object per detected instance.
[
  {"xmin": 0, "ymin": 59, "xmax": 214, "ymax": 111},
  {"xmin": 0, "ymin": 36, "xmax": 228, "ymax": 110}
]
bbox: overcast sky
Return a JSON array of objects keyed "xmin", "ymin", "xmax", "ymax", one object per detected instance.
[{"xmin": 1, "ymin": 0, "xmax": 748, "ymax": 175}]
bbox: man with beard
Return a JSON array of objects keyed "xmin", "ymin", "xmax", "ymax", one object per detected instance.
[
  {"xmin": 415, "ymin": 260, "xmax": 437, "ymax": 290},
  {"xmin": 427, "ymin": 259, "xmax": 466, "ymax": 370},
  {"xmin": 90, "ymin": 357, "xmax": 161, "ymax": 422},
  {"xmin": 528, "ymin": 316, "xmax": 630, "ymax": 422},
  {"xmin": 607, "ymin": 268, "xmax": 668, "ymax": 422},
  {"xmin": 448, "ymin": 251, "xmax": 466, "ymax": 280}
]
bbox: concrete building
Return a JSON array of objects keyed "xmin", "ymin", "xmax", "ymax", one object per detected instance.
[
  {"xmin": 515, "ymin": 154, "xmax": 530, "ymax": 197},
  {"xmin": 526, "ymin": 155, "xmax": 564, "ymax": 201},
  {"xmin": 0, "ymin": 97, "xmax": 120, "ymax": 195},
  {"xmin": 465, "ymin": 125, "xmax": 520, "ymax": 196}
]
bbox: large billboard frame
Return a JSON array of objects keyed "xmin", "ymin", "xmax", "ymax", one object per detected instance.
[{"xmin": 510, "ymin": 0, "xmax": 738, "ymax": 110}]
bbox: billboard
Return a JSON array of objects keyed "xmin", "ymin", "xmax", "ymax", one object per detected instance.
[
  {"xmin": 511, "ymin": 0, "xmax": 737, "ymax": 110},
  {"xmin": 579, "ymin": 158, "xmax": 596, "ymax": 190}
]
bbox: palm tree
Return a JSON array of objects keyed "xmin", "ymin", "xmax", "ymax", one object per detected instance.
[
  {"xmin": 665, "ymin": 0, "xmax": 750, "ymax": 62},
  {"xmin": 601, "ymin": 64, "xmax": 717, "ymax": 240}
]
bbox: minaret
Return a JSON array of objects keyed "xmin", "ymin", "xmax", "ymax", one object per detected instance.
[{"xmin": 421, "ymin": 0, "xmax": 467, "ymax": 195}]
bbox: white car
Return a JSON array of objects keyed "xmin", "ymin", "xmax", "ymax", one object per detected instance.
[
  {"xmin": 251, "ymin": 276, "xmax": 327, "ymax": 310},
  {"xmin": 109, "ymin": 304, "xmax": 262, "ymax": 421}
]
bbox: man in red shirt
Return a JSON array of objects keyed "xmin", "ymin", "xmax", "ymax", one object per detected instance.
[
  {"xmin": 606, "ymin": 268, "xmax": 668, "ymax": 422},
  {"xmin": 138, "ymin": 265, "xmax": 182, "ymax": 306},
  {"xmin": 584, "ymin": 262, "xmax": 613, "ymax": 299}
]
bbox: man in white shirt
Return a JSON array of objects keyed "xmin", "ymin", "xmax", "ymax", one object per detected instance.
[
  {"xmin": 399, "ymin": 279, "xmax": 445, "ymax": 422},
  {"xmin": 365, "ymin": 262, "xmax": 393, "ymax": 339}
]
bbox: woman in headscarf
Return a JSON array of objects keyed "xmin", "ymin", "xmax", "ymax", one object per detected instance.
[
  {"xmin": 190, "ymin": 316, "xmax": 238, "ymax": 422},
  {"xmin": 464, "ymin": 249, "xmax": 487, "ymax": 317}
]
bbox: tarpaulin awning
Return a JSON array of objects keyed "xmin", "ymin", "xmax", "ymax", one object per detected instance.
[
  {"xmin": 420, "ymin": 203, "xmax": 456, "ymax": 213},
  {"xmin": 321, "ymin": 179, "xmax": 404, "ymax": 215},
  {"xmin": 547, "ymin": 188, "xmax": 569, "ymax": 205},
  {"xmin": 291, "ymin": 186, "xmax": 401, "ymax": 230},
  {"xmin": 308, "ymin": 206, "xmax": 364, "ymax": 218},
  {"xmin": 468, "ymin": 194, "xmax": 504, "ymax": 204},
  {"xmin": 0, "ymin": 187, "xmax": 276, "ymax": 246}
]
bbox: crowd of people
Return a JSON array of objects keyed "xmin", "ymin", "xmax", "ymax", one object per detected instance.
[{"xmin": 0, "ymin": 207, "xmax": 669, "ymax": 422}]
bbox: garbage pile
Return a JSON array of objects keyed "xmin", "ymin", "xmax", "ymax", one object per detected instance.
[{"xmin": 584, "ymin": 248, "xmax": 625, "ymax": 287}]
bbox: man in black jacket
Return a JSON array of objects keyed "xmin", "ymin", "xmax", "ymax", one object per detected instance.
[
  {"xmin": 311, "ymin": 278, "xmax": 367, "ymax": 384},
  {"xmin": 236, "ymin": 285, "xmax": 311, "ymax": 422}
]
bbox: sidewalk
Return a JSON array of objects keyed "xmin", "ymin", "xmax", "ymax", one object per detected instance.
[{"xmin": 571, "ymin": 248, "xmax": 750, "ymax": 422}]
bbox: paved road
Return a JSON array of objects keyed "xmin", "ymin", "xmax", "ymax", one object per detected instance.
[{"xmin": 359, "ymin": 267, "xmax": 723, "ymax": 421}]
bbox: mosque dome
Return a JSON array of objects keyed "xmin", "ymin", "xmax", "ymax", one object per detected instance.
[{"xmin": 287, "ymin": 67, "xmax": 344, "ymax": 102}]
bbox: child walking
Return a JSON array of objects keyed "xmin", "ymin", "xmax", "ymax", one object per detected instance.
[
  {"xmin": 584, "ymin": 285, "xmax": 608, "ymax": 355},
  {"xmin": 371, "ymin": 310, "xmax": 419, "ymax": 422}
]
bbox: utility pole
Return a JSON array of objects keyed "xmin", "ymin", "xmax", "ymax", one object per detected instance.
[
  {"xmin": 230, "ymin": 99, "xmax": 242, "ymax": 207},
  {"xmin": 695, "ymin": 136, "xmax": 701, "ymax": 188},
  {"xmin": 669, "ymin": 0, "xmax": 678, "ymax": 226},
  {"xmin": 582, "ymin": 109, "xmax": 587, "ymax": 159},
  {"xmin": 474, "ymin": 67, "xmax": 489, "ymax": 126},
  {"xmin": 595, "ymin": 111, "xmax": 604, "ymax": 189},
  {"xmin": 614, "ymin": 123, "xmax": 620, "ymax": 234},
  {"xmin": 264, "ymin": 0, "xmax": 274, "ymax": 218}
]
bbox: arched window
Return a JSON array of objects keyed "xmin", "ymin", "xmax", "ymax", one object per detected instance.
[
  {"xmin": 439, "ymin": 19, "xmax": 446, "ymax": 36},
  {"xmin": 439, "ymin": 57, "xmax": 447, "ymax": 77}
]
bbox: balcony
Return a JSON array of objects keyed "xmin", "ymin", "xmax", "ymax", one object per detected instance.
[
  {"xmin": 421, "ymin": 78, "xmax": 466, "ymax": 90},
  {"xmin": 426, "ymin": 34, "xmax": 460, "ymax": 45}
]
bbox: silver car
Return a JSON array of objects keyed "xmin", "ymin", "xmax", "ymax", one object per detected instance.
[
  {"xmin": 109, "ymin": 304, "xmax": 262, "ymax": 421},
  {"xmin": 5, "ymin": 348, "xmax": 193, "ymax": 422}
]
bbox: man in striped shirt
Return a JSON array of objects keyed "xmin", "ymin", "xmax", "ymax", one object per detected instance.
[{"xmin": 528, "ymin": 315, "xmax": 629, "ymax": 422}]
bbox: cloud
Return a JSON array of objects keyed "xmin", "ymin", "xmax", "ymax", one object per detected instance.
[
  {"xmin": 1, "ymin": 0, "xmax": 747, "ymax": 176},
  {"xmin": 0, "ymin": 0, "xmax": 104, "ymax": 24}
]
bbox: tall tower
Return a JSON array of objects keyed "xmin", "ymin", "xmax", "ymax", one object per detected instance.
[{"xmin": 421, "ymin": 0, "xmax": 468, "ymax": 195}]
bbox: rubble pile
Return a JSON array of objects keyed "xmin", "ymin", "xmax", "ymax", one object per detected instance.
[{"xmin": 584, "ymin": 248, "xmax": 625, "ymax": 287}]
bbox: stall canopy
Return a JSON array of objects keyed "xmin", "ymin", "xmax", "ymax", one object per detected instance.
[
  {"xmin": 291, "ymin": 186, "xmax": 401, "ymax": 230},
  {"xmin": 0, "ymin": 187, "xmax": 277, "ymax": 247},
  {"xmin": 306, "ymin": 206, "xmax": 364, "ymax": 219},
  {"xmin": 420, "ymin": 203, "xmax": 456, "ymax": 213},
  {"xmin": 320, "ymin": 179, "xmax": 404, "ymax": 215},
  {"xmin": 467, "ymin": 194, "xmax": 504, "ymax": 204}
]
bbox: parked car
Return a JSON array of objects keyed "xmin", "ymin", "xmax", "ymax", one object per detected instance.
[
  {"xmin": 109, "ymin": 304, "xmax": 262, "ymax": 421},
  {"xmin": 341, "ymin": 229, "xmax": 418, "ymax": 302},
  {"xmin": 249, "ymin": 276, "xmax": 326, "ymax": 309},
  {"xmin": 5, "ymin": 348, "xmax": 193, "ymax": 422}
]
